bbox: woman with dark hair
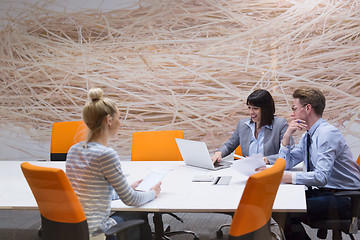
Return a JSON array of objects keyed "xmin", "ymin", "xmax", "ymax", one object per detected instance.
[{"xmin": 211, "ymin": 89, "xmax": 292, "ymax": 164}]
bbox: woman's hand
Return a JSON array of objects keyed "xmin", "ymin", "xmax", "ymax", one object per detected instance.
[
  {"xmin": 131, "ymin": 179, "xmax": 143, "ymax": 189},
  {"xmin": 255, "ymin": 166, "xmax": 267, "ymax": 172},
  {"xmin": 211, "ymin": 151, "xmax": 222, "ymax": 163},
  {"xmin": 151, "ymin": 182, "xmax": 162, "ymax": 197}
]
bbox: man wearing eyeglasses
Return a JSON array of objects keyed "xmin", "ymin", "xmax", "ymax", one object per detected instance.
[{"xmin": 278, "ymin": 87, "xmax": 360, "ymax": 240}]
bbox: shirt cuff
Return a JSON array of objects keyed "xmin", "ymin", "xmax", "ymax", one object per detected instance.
[
  {"xmin": 291, "ymin": 172, "xmax": 296, "ymax": 184},
  {"xmin": 281, "ymin": 144, "xmax": 289, "ymax": 151}
]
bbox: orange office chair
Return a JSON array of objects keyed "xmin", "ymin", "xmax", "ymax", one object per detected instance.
[
  {"xmin": 131, "ymin": 130, "xmax": 184, "ymax": 161},
  {"xmin": 131, "ymin": 130, "xmax": 199, "ymax": 240},
  {"xmin": 216, "ymin": 144, "xmax": 243, "ymax": 238},
  {"xmin": 234, "ymin": 145, "xmax": 243, "ymax": 160},
  {"xmin": 50, "ymin": 120, "xmax": 88, "ymax": 161},
  {"xmin": 21, "ymin": 162, "xmax": 144, "ymax": 240},
  {"xmin": 228, "ymin": 158, "xmax": 286, "ymax": 240},
  {"xmin": 308, "ymin": 154, "xmax": 360, "ymax": 240}
]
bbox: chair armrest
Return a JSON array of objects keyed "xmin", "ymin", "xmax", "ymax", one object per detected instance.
[
  {"xmin": 334, "ymin": 190, "xmax": 360, "ymax": 197},
  {"xmin": 105, "ymin": 219, "xmax": 145, "ymax": 237},
  {"xmin": 335, "ymin": 190, "xmax": 360, "ymax": 216}
]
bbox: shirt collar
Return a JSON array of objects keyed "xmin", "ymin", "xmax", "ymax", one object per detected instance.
[
  {"xmin": 245, "ymin": 119, "xmax": 273, "ymax": 130},
  {"xmin": 308, "ymin": 118, "xmax": 324, "ymax": 137}
]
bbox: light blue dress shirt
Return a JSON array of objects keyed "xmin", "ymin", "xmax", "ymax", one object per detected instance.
[
  {"xmin": 279, "ymin": 118, "xmax": 360, "ymax": 189},
  {"xmin": 246, "ymin": 120, "xmax": 272, "ymax": 157}
]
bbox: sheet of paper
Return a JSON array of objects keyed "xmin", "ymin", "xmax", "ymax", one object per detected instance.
[
  {"xmin": 231, "ymin": 153, "xmax": 266, "ymax": 176},
  {"xmin": 135, "ymin": 172, "xmax": 165, "ymax": 192}
]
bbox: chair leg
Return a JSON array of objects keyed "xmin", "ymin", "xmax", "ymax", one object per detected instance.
[
  {"xmin": 152, "ymin": 213, "xmax": 199, "ymax": 240},
  {"xmin": 153, "ymin": 213, "xmax": 165, "ymax": 240},
  {"xmin": 38, "ymin": 226, "xmax": 42, "ymax": 238},
  {"xmin": 165, "ymin": 230, "xmax": 199, "ymax": 240},
  {"xmin": 317, "ymin": 228, "xmax": 327, "ymax": 239},
  {"xmin": 216, "ymin": 224, "xmax": 231, "ymax": 239},
  {"xmin": 162, "ymin": 235, "xmax": 171, "ymax": 240},
  {"xmin": 332, "ymin": 230, "xmax": 342, "ymax": 240}
]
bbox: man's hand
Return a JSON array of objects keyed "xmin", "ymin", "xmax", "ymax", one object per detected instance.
[
  {"xmin": 282, "ymin": 119, "xmax": 307, "ymax": 146},
  {"xmin": 288, "ymin": 119, "xmax": 307, "ymax": 134},
  {"xmin": 281, "ymin": 172, "xmax": 292, "ymax": 184}
]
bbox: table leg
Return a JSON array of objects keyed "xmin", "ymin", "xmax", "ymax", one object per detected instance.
[{"xmin": 153, "ymin": 213, "xmax": 165, "ymax": 240}]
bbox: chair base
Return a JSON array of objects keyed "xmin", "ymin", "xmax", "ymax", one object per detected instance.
[
  {"xmin": 310, "ymin": 218, "xmax": 360, "ymax": 240},
  {"xmin": 152, "ymin": 213, "xmax": 199, "ymax": 240},
  {"xmin": 41, "ymin": 215, "xmax": 89, "ymax": 240},
  {"xmin": 164, "ymin": 230, "xmax": 199, "ymax": 240},
  {"xmin": 228, "ymin": 220, "xmax": 273, "ymax": 240},
  {"xmin": 316, "ymin": 228, "xmax": 356, "ymax": 240}
]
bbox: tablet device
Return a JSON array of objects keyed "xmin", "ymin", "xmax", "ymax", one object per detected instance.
[{"xmin": 135, "ymin": 172, "xmax": 165, "ymax": 191}]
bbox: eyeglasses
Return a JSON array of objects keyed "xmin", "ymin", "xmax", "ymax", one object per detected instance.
[{"xmin": 291, "ymin": 104, "xmax": 307, "ymax": 112}]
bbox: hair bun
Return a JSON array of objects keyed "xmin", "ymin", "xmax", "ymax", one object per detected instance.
[{"xmin": 88, "ymin": 88, "xmax": 104, "ymax": 102}]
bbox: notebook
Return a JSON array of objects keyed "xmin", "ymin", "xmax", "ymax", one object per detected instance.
[{"xmin": 175, "ymin": 138, "xmax": 232, "ymax": 171}]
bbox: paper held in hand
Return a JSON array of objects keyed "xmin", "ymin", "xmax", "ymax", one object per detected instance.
[{"xmin": 231, "ymin": 153, "xmax": 266, "ymax": 176}]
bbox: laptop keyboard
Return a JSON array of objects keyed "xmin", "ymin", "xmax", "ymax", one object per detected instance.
[{"xmin": 214, "ymin": 161, "xmax": 231, "ymax": 167}]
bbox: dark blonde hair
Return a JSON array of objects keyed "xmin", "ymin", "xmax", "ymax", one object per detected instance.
[
  {"xmin": 83, "ymin": 88, "xmax": 117, "ymax": 144},
  {"xmin": 293, "ymin": 87, "xmax": 326, "ymax": 117}
]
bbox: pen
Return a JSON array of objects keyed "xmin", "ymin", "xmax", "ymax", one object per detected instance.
[{"xmin": 213, "ymin": 176, "xmax": 221, "ymax": 185}]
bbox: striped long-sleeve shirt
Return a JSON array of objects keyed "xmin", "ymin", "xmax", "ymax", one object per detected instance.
[{"xmin": 66, "ymin": 142, "xmax": 156, "ymax": 236}]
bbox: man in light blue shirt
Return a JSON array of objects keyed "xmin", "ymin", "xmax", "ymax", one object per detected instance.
[{"xmin": 279, "ymin": 87, "xmax": 360, "ymax": 240}]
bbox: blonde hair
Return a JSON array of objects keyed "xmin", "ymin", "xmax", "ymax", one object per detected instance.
[{"xmin": 83, "ymin": 88, "xmax": 117, "ymax": 145}]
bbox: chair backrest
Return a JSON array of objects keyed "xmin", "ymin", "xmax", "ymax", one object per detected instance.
[
  {"xmin": 131, "ymin": 130, "xmax": 184, "ymax": 161},
  {"xmin": 21, "ymin": 162, "xmax": 89, "ymax": 240},
  {"xmin": 51, "ymin": 120, "xmax": 88, "ymax": 161},
  {"xmin": 229, "ymin": 158, "xmax": 286, "ymax": 239}
]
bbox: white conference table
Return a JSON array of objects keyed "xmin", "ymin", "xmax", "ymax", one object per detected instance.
[
  {"xmin": 0, "ymin": 160, "xmax": 306, "ymax": 239},
  {"xmin": 0, "ymin": 160, "xmax": 306, "ymax": 212}
]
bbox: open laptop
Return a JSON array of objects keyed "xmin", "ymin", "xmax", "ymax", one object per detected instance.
[{"xmin": 175, "ymin": 138, "xmax": 232, "ymax": 171}]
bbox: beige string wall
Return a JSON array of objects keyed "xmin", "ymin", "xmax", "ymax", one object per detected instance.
[{"xmin": 1, "ymin": 0, "xmax": 360, "ymax": 159}]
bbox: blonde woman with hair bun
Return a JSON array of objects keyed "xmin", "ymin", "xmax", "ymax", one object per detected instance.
[{"xmin": 66, "ymin": 88, "xmax": 161, "ymax": 240}]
